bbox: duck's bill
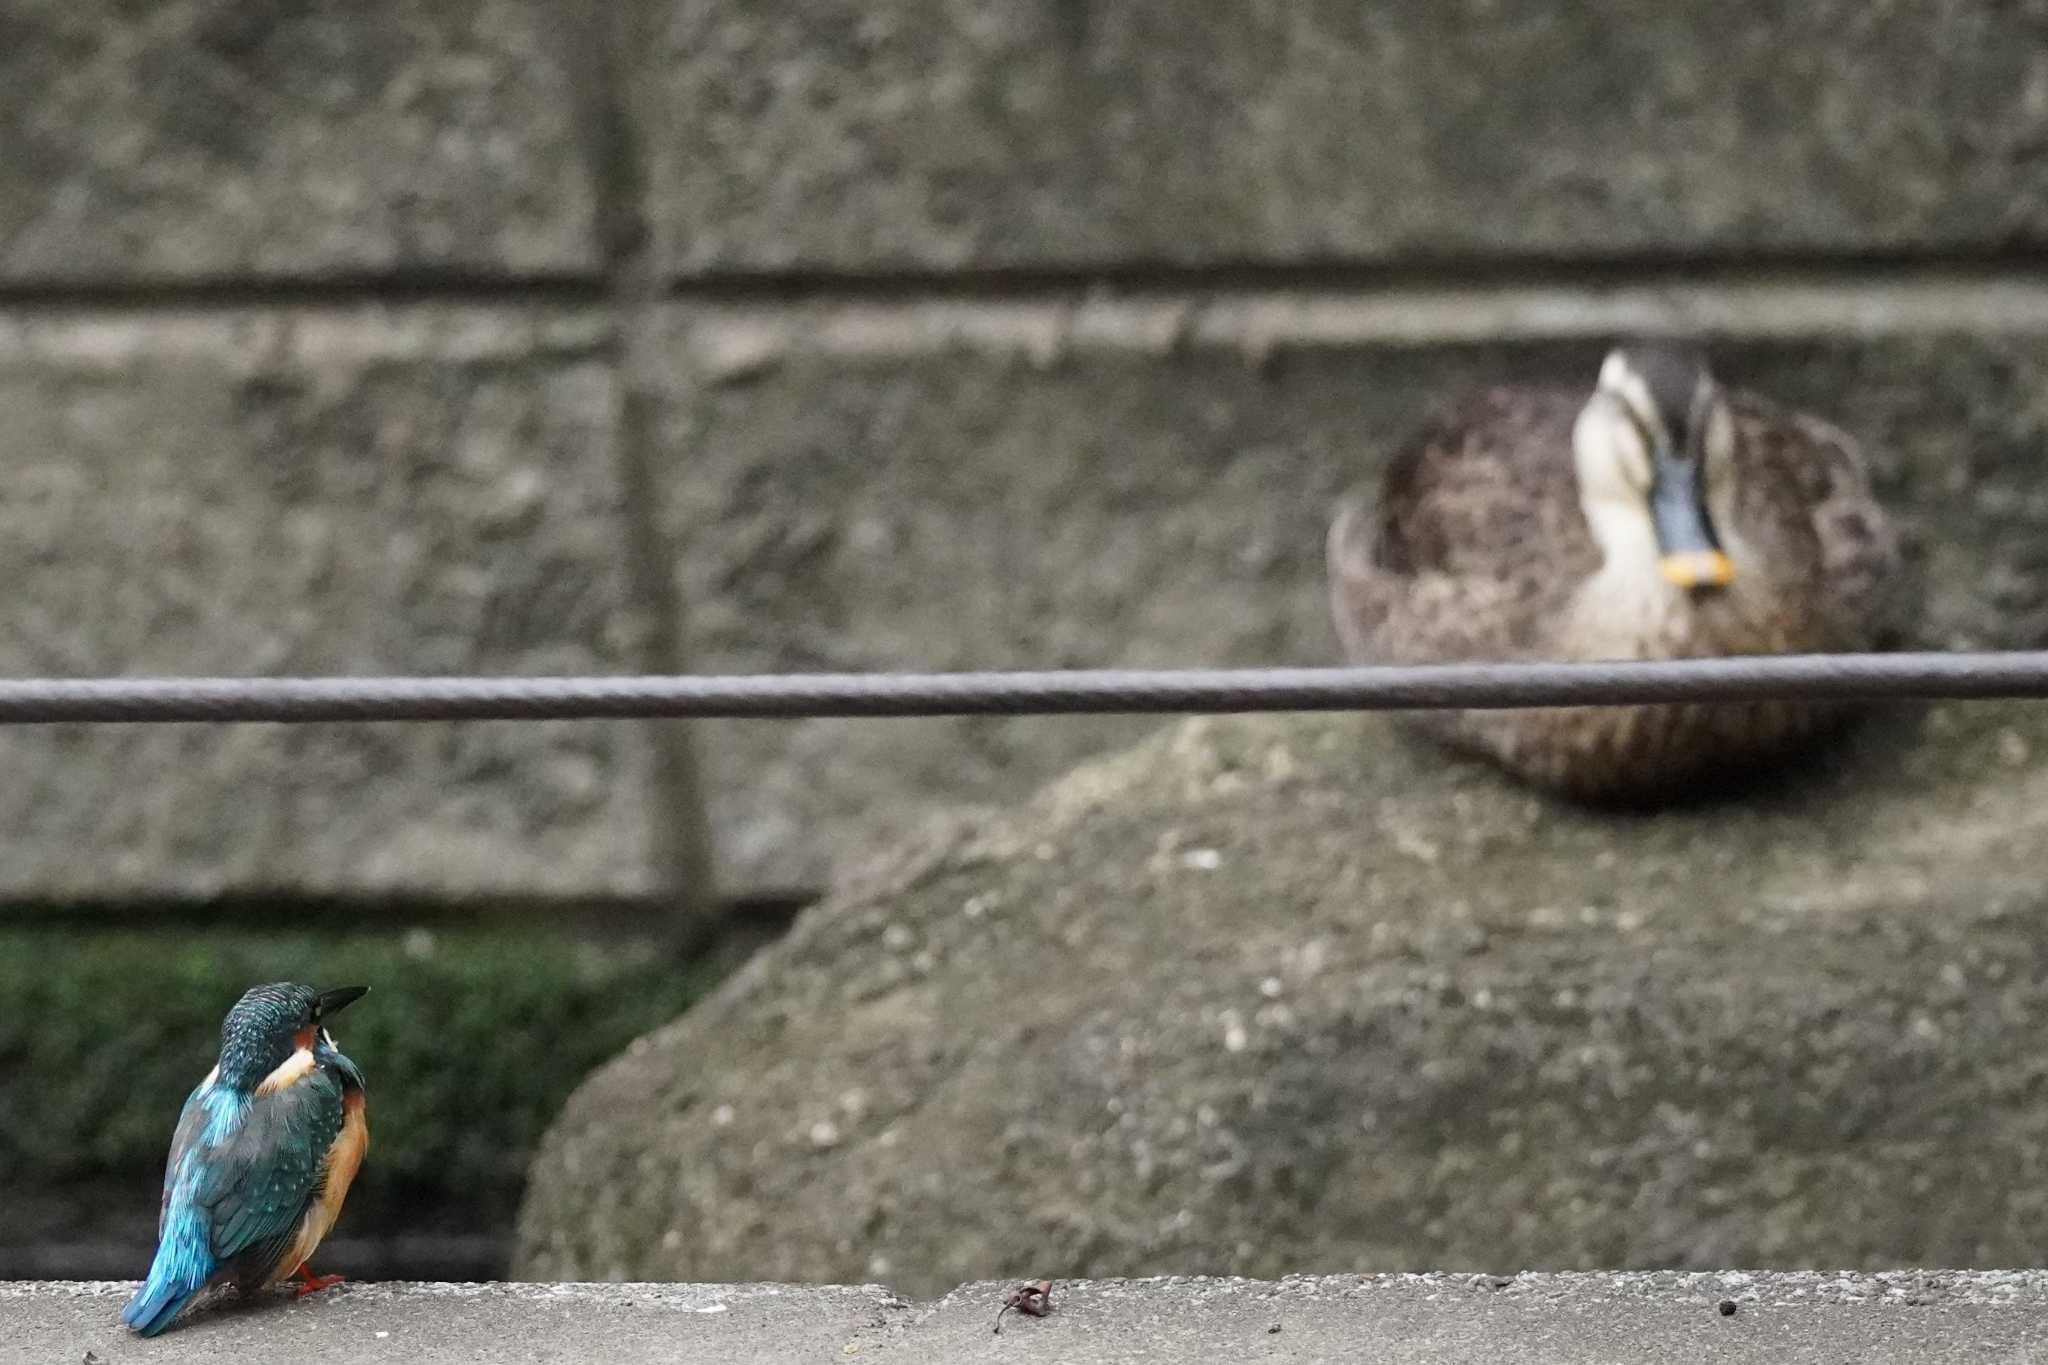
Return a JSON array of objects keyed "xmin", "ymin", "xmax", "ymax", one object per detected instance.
[
  {"xmin": 316, "ymin": 985, "xmax": 370, "ymax": 1017},
  {"xmin": 1649, "ymin": 454, "xmax": 1735, "ymax": 590},
  {"xmin": 1658, "ymin": 549, "xmax": 1736, "ymax": 589}
]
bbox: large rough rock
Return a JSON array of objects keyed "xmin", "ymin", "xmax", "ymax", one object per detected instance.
[
  {"xmin": 0, "ymin": 307, "xmax": 666, "ymax": 896},
  {"xmin": 661, "ymin": 323, "xmax": 2048, "ymax": 888},
  {"xmin": 637, "ymin": 0, "xmax": 2048, "ymax": 272},
  {"xmin": 519, "ymin": 697, "xmax": 2048, "ymax": 1293}
]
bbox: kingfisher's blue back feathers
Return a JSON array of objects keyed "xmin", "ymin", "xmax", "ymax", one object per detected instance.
[{"xmin": 122, "ymin": 982, "xmax": 369, "ymax": 1337}]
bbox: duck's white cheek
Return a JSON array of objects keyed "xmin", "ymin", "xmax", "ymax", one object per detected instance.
[
  {"xmin": 321, "ymin": 1027, "xmax": 338, "ymax": 1049},
  {"xmin": 1707, "ymin": 478, "xmax": 1746, "ymax": 552},
  {"xmin": 1702, "ymin": 414, "xmax": 1739, "ymax": 501},
  {"xmin": 1705, "ymin": 404, "xmax": 1737, "ymax": 465}
]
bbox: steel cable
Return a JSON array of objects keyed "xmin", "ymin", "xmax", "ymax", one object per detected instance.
[{"xmin": 0, "ymin": 652, "xmax": 2038, "ymax": 723}]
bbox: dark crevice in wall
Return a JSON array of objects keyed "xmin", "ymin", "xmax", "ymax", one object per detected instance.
[
  {"xmin": 2, "ymin": 1231, "xmax": 508, "ymax": 1284},
  {"xmin": 567, "ymin": 0, "xmax": 723, "ymax": 938},
  {"xmin": 0, "ymin": 272, "xmax": 608, "ymax": 310},
  {"xmin": 0, "ymin": 246, "xmax": 2045, "ymax": 314},
  {"xmin": 0, "ymin": 887, "xmax": 815, "ymax": 937},
  {"xmin": 648, "ymin": 247, "xmax": 2048, "ymax": 305}
]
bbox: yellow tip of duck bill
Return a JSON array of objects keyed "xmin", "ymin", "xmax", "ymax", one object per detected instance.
[{"xmin": 1659, "ymin": 549, "xmax": 1736, "ymax": 590}]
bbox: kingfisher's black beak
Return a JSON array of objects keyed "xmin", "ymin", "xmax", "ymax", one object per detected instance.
[
  {"xmin": 1649, "ymin": 449, "xmax": 1734, "ymax": 590},
  {"xmin": 316, "ymin": 985, "xmax": 370, "ymax": 1019}
]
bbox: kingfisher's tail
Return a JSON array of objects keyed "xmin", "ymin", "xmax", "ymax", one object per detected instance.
[
  {"xmin": 121, "ymin": 1278, "xmax": 200, "ymax": 1338},
  {"xmin": 122, "ymin": 1210, "xmax": 213, "ymax": 1337}
]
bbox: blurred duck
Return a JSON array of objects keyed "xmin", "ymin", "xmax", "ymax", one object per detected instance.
[{"xmin": 1327, "ymin": 342, "xmax": 1902, "ymax": 801}]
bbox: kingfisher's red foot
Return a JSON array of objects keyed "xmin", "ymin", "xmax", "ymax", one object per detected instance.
[{"xmin": 292, "ymin": 1265, "xmax": 347, "ymax": 1298}]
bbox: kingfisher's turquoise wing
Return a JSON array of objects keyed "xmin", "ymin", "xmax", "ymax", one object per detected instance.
[
  {"xmin": 190, "ymin": 1068, "xmax": 348, "ymax": 1282},
  {"xmin": 158, "ymin": 1083, "xmax": 211, "ymax": 1238}
]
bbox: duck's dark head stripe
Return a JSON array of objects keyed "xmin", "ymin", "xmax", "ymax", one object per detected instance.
[{"xmin": 1621, "ymin": 342, "xmax": 1712, "ymax": 448}]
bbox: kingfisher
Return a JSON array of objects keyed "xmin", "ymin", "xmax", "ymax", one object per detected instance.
[{"xmin": 121, "ymin": 982, "xmax": 371, "ymax": 1337}]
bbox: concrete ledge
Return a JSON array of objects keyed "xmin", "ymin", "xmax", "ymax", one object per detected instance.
[{"xmin": 13, "ymin": 1273, "xmax": 2048, "ymax": 1363}]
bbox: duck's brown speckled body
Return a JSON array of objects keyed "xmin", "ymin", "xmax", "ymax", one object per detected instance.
[{"xmin": 1328, "ymin": 350, "xmax": 1903, "ymax": 801}]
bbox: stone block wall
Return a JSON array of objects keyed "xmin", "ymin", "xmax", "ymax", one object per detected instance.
[{"xmin": 5, "ymin": 1, "xmax": 2046, "ymax": 900}]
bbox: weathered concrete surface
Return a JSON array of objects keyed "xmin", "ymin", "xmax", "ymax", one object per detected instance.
[
  {"xmin": 14, "ymin": 1274, "xmax": 2048, "ymax": 1363},
  {"xmin": 11, "ymin": 2, "xmax": 2048, "ymax": 281},
  {"xmin": 0, "ymin": 308, "xmax": 665, "ymax": 896},
  {"xmin": 519, "ymin": 695, "xmax": 2048, "ymax": 1293},
  {"xmin": 0, "ymin": 1, "xmax": 598, "ymax": 281},
  {"xmin": 657, "ymin": 313, "xmax": 2048, "ymax": 887},
  {"xmin": 4, "ymin": 1281, "xmax": 909, "ymax": 1364},
  {"xmin": 637, "ymin": 1, "xmax": 2048, "ymax": 272}
]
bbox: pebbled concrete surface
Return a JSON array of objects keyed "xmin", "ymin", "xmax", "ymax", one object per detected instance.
[
  {"xmin": 11, "ymin": 1273, "xmax": 2048, "ymax": 1364},
  {"xmin": 4, "ymin": 1280, "xmax": 911, "ymax": 1365}
]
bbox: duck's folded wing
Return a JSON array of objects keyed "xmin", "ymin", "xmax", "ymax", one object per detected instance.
[
  {"xmin": 1791, "ymin": 412, "xmax": 1907, "ymax": 646},
  {"xmin": 1328, "ymin": 406, "xmax": 1595, "ymax": 665},
  {"xmin": 1730, "ymin": 395, "xmax": 1907, "ymax": 647},
  {"xmin": 189, "ymin": 1070, "xmax": 348, "ymax": 1280},
  {"xmin": 1327, "ymin": 491, "xmax": 1398, "ymax": 659}
]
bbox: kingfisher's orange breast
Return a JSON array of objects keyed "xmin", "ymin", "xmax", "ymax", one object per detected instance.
[
  {"xmin": 325, "ymin": 1089, "xmax": 370, "ymax": 1210},
  {"xmin": 267, "ymin": 1088, "xmax": 369, "ymax": 1286}
]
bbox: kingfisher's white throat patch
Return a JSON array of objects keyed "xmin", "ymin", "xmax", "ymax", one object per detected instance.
[{"xmin": 255, "ymin": 1048, "xmax": 317, "ymax": 1095}]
